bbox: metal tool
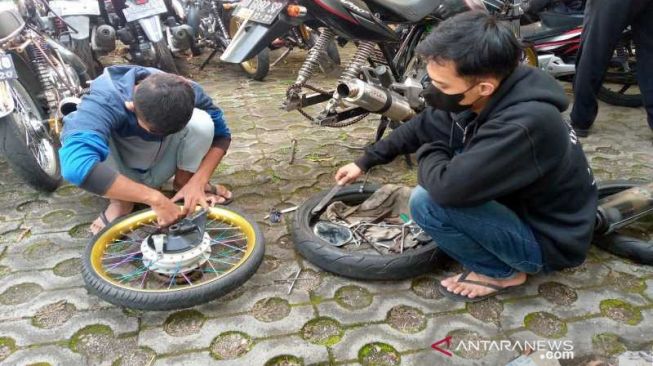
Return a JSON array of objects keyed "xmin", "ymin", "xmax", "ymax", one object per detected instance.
[
  {"xmin": 287, "ymin": 268, "xmax": 302, "ymax": 294},
  {"xmin": 312, "ymin": 184, "xmax": 343, "ymax": 214},
  {"xmin": 289, "ymin": 139, "xmax": 298, "ymax": 165},
  {"xmin": 264, "ymin": 206, "xmax": 299, "ymax": 221}
]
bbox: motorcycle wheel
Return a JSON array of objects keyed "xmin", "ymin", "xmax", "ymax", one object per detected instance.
[
  {"xmin": 71, "ymin": 38, "xmax": 98, "ymax": 79},
  {"xmin": 597, "ymin": 85, "xmax": 642, "ymax": 108},
  {"xmin": 82, "ymin": 206, "xmax": 265, "ymax": 310},
  {"xmin": 597, "ymin": 36, "xmax": 642, "ymax": 108},
  {"xmin": 228, "ymin": 16, "xmax": 270, "ymax": 81},
  {"xmin": 594, "ymin": 180, "xmax": 653, "ymax": 265},
  {"xmin": 292, "ymin": 184, "xmax": 442, "ymax": 280},
  {"xmin": 0, "ymin": 80, "xmax": 61, "ymax": 192},
  {"xmin": 153, "ymin": 40, "xmax": 179, "ymax": 74}
]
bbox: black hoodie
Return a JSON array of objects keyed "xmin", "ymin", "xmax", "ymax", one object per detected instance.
[{"xmin": 356, "ymin": 66, "xmax": 598, "ymax": 272}]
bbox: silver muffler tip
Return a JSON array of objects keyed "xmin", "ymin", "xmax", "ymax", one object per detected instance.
[{"xmin": 337, "ymin": 79, "xmax": 416, "ymax": 122}]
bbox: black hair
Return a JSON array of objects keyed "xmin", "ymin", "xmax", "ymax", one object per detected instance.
[
  {"xmin": 415, "ymin": 11, "xmax": 522, "ymax": 80},
  {"xmin": 133, "ymin": 73, "xmax": 195, "ymax": 135}
]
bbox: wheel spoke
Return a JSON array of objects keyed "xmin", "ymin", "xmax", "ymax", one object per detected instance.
[
  {"xmin": 106, "ymin": 252, "xmax": 141, "ymax": 270},
  {"xmin": 210, "ymin": 239, "xmax": 246, "ymax": 252},
  {"xmin": 618, "ymin": 84, "xmax": 631, "ymax": 94}
]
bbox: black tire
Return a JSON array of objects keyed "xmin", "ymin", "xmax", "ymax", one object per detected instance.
[
  {"xmin": 308, "ymin": 31, "xmax": 341, "ymax": 66},
  {"xmin": 292, "ymin": 184, "xmax": 441, "ymax": 280},
  {"xmin": 153, "ymin": 40, "xmax": 179, "ymax": 74},
  {"xmin": 326, "ymin": 38, "xmax": 341, "ymax": 66},
  {"xmin": 241, "ymin": 47, "xmax": 270, "ymax": 81},
  {"xmin": 594, "ymin": 180, "xmax": 653, "ymax": 265},
  {"xmin": 0, "ymin": 80, "xmax": 61, "ymax": 192},
  {"xmin": 597, "ymin": 86, "xmax": 643, "ymax": 108},
  {"xmin": 71, "ymin": 38, "xmax": 98, "ymax": 79},
  {"xmin": 81, "ymin": 206, "xmax": 265, "ymax": 310}
]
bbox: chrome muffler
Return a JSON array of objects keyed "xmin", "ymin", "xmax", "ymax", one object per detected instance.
[
  {"xmin": 58, "ymin": 96, "xmax": 81, "ymax": 116},
  {"xmin": 595, "ymin": 182, "xmax": 653, "ymax": 234},
  {"xmin": 336, "ymin": 79, "xmax": 416, "ymax": 122},
  {"xmin": 538, "ymin": 54, "xmax": 575, "ymax": 77}
]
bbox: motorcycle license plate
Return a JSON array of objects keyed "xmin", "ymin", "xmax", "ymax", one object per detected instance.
[
  {"xmin": 49, "ymin": 0, "xmax": 101, "ymax": 16},
  {"xmin": 0, "ymin": 54, "xmax": 17, "ymax": 81},
  {"xmin": 233, "ymin": 0, "xmax": 288, "ymax": 25},
  {"xmin": 122, "ymin": 0, "xmax": 168, "ymax": 22}
]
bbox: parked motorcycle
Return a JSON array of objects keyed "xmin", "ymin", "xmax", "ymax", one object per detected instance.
[
  {"xmin": 0, "ymin": 2, "xmax": 87, "ymax": 192},
  {"xmin": 171, "ymin": 0, "xmax": 270, "ymax": 79},
  {"xmin": 220, "ymin": 0, "xmax": 498, "ymax": 130},
  {"xmin": 45, "ymin": 0, "xmax": 104, "ymax": 78},
  {"xmin": 101, "ymin": 0, "xmax": 183, "ymax": 73},
  {"xmin": 522, "ymin": 11, "xmax": 642, "ymax": 107}
]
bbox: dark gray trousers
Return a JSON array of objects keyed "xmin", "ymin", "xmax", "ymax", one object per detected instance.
[{"xmin": 571, "ymin": 0, "xmax": 653, "ymax": 129}]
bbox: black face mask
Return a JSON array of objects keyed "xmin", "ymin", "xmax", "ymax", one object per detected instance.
[{"xmin": 422, "ymin": 83, "xmax": 476, "ymax": 113}]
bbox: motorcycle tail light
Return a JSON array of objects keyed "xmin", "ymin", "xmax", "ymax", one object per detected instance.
[
  {"xmin": 287, "ymin": 5, "xmax": 307, "ymax": 17},
  {"xmin": 135, "ymin": 0, "xmax": 149, "ymax": 5}
]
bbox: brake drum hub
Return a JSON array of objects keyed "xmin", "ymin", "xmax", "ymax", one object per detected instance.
[{"xmin": 140, "ymin": 233, "xmax": 212, "ymax": 275}]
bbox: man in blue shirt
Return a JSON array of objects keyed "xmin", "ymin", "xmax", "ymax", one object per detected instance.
[{"xmin": 59, "ymin": 65, "xmax": 232, "ymax": 234}]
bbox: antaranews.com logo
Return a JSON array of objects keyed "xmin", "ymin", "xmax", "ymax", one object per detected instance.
[{"xmin": 431, "ymin": 336, "xmax": 575, "ymax": 361}]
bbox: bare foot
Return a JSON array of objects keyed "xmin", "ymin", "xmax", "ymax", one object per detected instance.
[
  {"xmin": 440, "ymin": 271, "xmax": 527, "ymax": 299},
  {"xmin": 90, "ymin": 200, "xmax": 135, "ymax": 235}
]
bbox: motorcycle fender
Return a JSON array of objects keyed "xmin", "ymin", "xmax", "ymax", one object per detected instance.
[
  {"xmin": 64, "ymin": 15, "xmax": 91, "ymax": 40},
  {"xmin": 220, "ymin": 18, "xmax": 292, "ymax": 64},
  {"xmin": 138, "ymin": 16, "xmax": 164, "ymax": 42},
  {"xmin": 0, "ymin": 80, "xmax": 15, "ymax": 119},
  {"xmin": 170, "ymin": 0, "xmax": 185, "ymax": 20}
]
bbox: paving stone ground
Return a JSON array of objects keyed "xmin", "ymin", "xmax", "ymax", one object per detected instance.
[{"xmin": 0, "ymin": 46, "xmax": 652, "ymax": 366}]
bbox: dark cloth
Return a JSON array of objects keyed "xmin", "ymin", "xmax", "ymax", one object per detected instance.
[
  {"xmin": 571, "ymin": 0, "xmax": 653, "ymax": 129},
  {"xmin": 355, "ymin": 65, "xmax": 598, "ymax": 272}
]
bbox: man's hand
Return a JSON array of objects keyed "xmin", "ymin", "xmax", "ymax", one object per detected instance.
[
  {"xmin": 171, "ymin": 178, "xmax": 209, "ymax": 214},
  {"xmin": 335, "ymin": 163, "xmax": 364, "ymax": 185},
  {"xmin": 150, "ymin": 193, "xmax": 185, "ymax": 227}
]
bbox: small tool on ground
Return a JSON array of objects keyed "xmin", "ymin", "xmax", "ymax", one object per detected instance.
[{"xmin": 312, "ymin": 184, "xmax": 343, "ymax": 214}]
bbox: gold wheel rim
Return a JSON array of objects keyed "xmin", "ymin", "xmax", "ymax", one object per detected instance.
[
  {"xmin": 229, "ymin": 16, "xmax": 259, "ymax": 75},
  {"xmin": 524, "ymin": 46, "xmax": 538, "ymax": 67},
  {"xmin": 90, "ymin": 207, "xmax": 257, "ymax": 292}
]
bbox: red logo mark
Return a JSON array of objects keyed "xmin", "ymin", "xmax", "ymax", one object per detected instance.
[{"xmin": 431, "ymin": 335, "xmax": 453, "ymax": 357}]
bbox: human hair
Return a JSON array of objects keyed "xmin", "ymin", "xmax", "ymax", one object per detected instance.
[
  {"xmin": 133, "ymin": 73, "xmax": 195, "ymax": 135},
  {"xmin": 415, "ymin": 10, "xmax": 522, "ymax": 80}
]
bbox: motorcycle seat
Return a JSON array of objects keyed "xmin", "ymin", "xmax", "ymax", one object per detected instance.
[
  {"xmin": 539, "ymin": 11, "xmax": 584, "ymax": 29},
  {"xmin": 365, "ymin": 0, "xmax": 441, "ymax": 22},
  {"xmin": 522, "ymin": 24, "xmax": 581, "ymax": 42}
]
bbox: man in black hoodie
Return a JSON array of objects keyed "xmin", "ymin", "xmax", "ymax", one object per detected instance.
[{"xmin": 335, "ymin": 11, "xmax": 598, "ymax": 302}]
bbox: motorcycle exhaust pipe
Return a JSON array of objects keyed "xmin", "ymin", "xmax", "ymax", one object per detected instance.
[
  {"xmin": 92, "ymin": 24, "xmax": 116, "ymax": 52},
  {"xmin": 58, "ymin": 96, "xmax": 81, "ymax": 116},
  {"xmin": 595, "ymin": 182, "xmax": 653, "ymax": 235},
  {"xmin": 168, "ymin": 24, "xmax": 194, "ymax": 51},
  {"xmin": 337, "ymin": 79, "xmax": 416, "ymax": 122}
]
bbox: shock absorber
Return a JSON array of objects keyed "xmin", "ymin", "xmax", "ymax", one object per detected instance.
[
  {"xmin": 27, "ymin": 41, "xmax": 58, "ymax": 113},
  {"xmin": 213, "ymin": 1, "xmax": 229, "ymax": 42},
  {"xmin": 54, "ymin": 17, "xmax": 67, "ymax": 34},
  {"xmin": 339, "ymin": 41, "xmax": 375, "ymax": 82},
  {"xmin": 293, "ymin": 27, "xmax": 336, "ymax": 86}
]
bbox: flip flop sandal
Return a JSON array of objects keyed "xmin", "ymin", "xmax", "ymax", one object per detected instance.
[
  {"xmin": 99, "ymin": 211, "xmax": 111, "ymax": 227},
  {"xmin": 206, "ymin": 184, "xmax": 233, "ymax": 206},
  {"xmin": 437, "ymin": 269, "xmax": 517, "ymax": 303}
]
